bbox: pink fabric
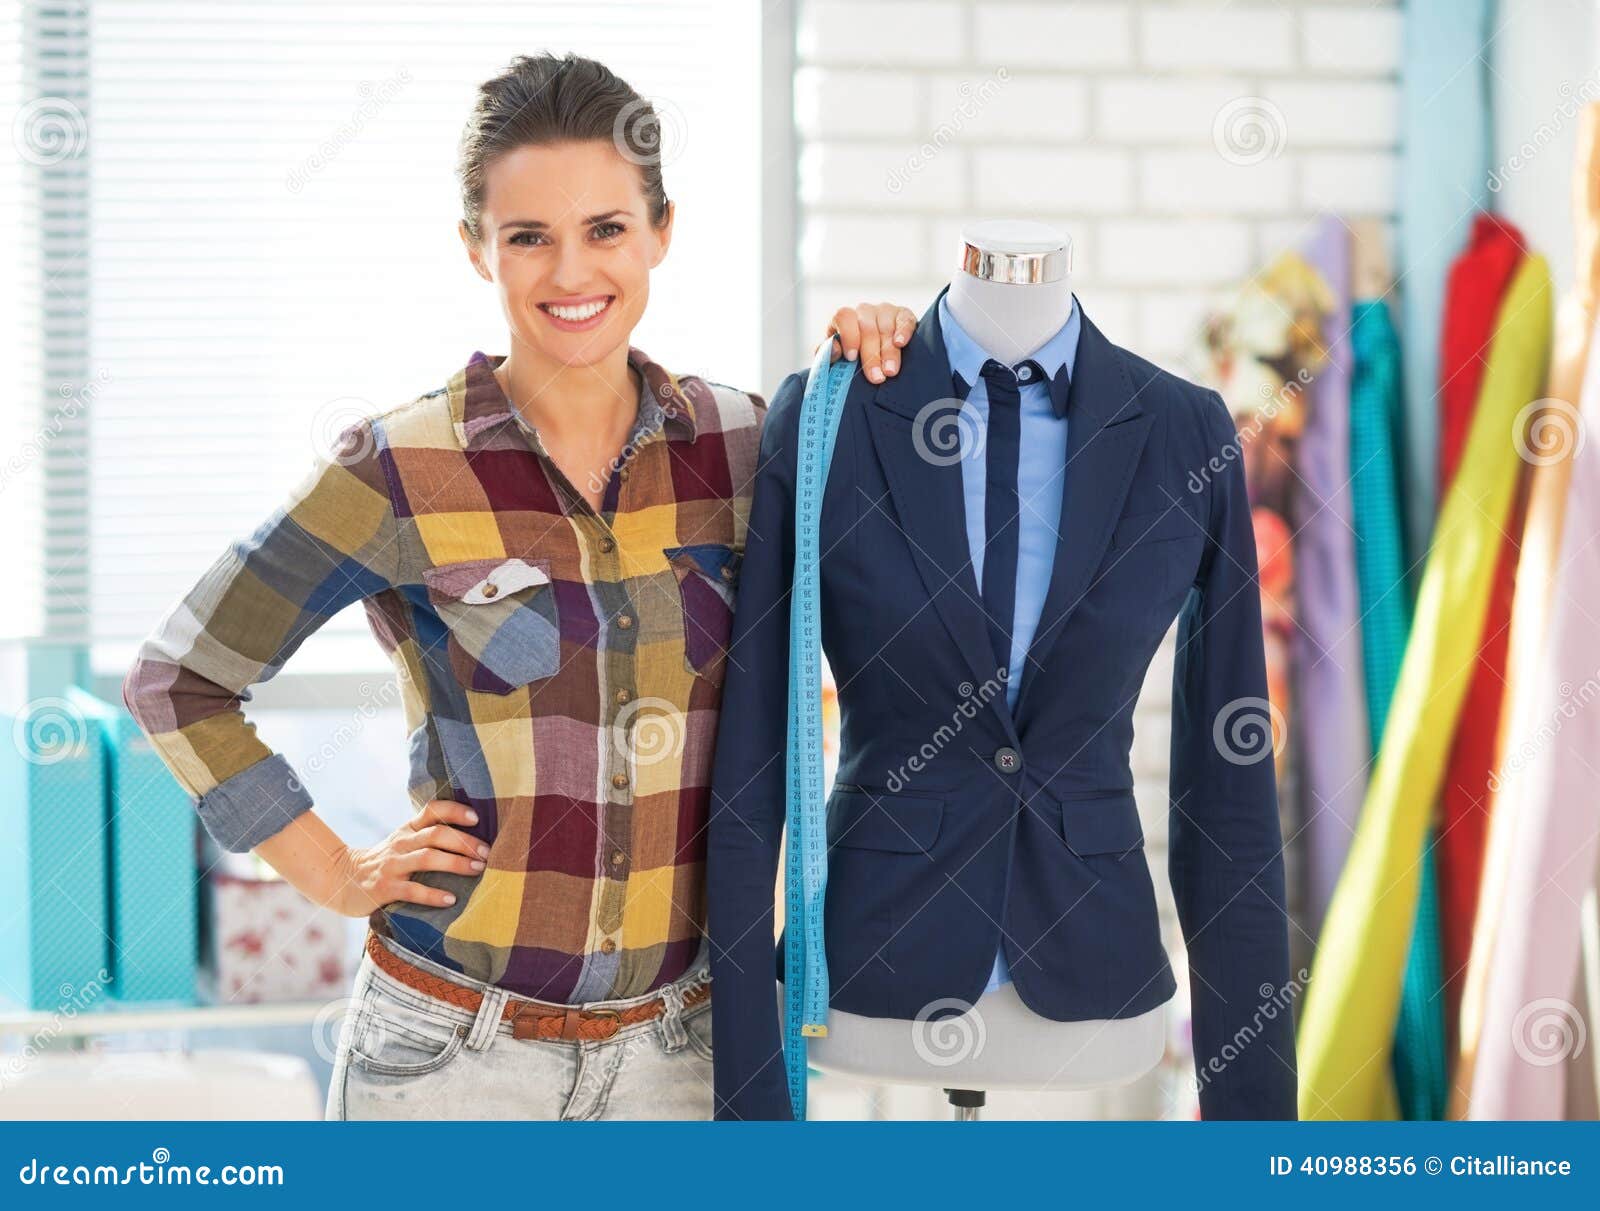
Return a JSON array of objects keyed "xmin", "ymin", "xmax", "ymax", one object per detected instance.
[{"xmin": 1469, "ymin": 311, "xmax": 1600, "ymax": 1118}]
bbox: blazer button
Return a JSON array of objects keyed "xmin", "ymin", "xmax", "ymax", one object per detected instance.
[{"xmin": 993, "ymin": 746, "xmax": 1021, "ymax": 774}]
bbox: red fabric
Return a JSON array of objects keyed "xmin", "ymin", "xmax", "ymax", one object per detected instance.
[
  {"xmin": 1434, "ymin": 213, "xmax": 1528, "ymax": 1060},
  {"xmin": 1438, "ymin": 214, "xmax": 1526, "ymax": 489}
]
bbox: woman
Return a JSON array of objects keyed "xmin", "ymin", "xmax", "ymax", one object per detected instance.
[{"xmin": 121, "ymin": 51, "xmax": 915, "ymax": 1121}]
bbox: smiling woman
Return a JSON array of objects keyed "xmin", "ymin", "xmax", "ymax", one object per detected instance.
[{"xmin": 118, "ymin": 49, "xmax": 916, "ymax": 1123}]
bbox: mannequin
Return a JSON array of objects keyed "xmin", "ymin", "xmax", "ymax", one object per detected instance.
[{"xmin": 796, "ymin": 220, "xmax": 1167, "ymax": 1098}]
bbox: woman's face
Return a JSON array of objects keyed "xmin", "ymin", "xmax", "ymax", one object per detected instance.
[{"xmin": 461, "ymin": 138, "xmax": 673, "ymax": 369}]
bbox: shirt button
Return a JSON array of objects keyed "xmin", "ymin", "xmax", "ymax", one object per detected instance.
[
  {"xmin": 480, "ymin": 582, "xmax": 499, "ymax": 599},
  {"xmin": 612, "ymin": 772, "xmax": 629, "ymax": 789},
  {"xmin": 615, "ymin": 689, "xmax": 632, "ymax": 705},
  {"xmin": 601, "ymin": 938, "xmax": 617, "ymax": 954},
  {"xmin": 1017, "ymin": 364, "xmax": 1032, "ymax": 380},
  {"xmin": 994, "ymin": 746, "xmax": 1021, "ymax": 774},
  {"xmin": 610, "ymin": 849, "xmax": 625, "ymax": 868},
  {"xmin": 599, "ymin": 537, "xmax": 615, "ymax": 553},
  {"xmin": 617, "ymin": 614, "xmax": 634, "ymax": 630},
  {"xmin": 719, "ymin": 564, "xmax": 736, "ymax": 582}
]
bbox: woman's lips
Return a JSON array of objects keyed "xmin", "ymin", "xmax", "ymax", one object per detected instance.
[{"xmin": 537, "ymin": 294, "xmax": 615, "ymax": 332}]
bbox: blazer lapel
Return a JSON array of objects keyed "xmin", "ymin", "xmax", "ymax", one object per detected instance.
[
  {"xmin": 866, "ymin": 287, "xmax": 1020, "ymax": 724},
  {"xmin": 1011, "ymin": 308, "xmax": 1153, "ymax": 727}
]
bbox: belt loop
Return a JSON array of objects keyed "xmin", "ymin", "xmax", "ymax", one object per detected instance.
[
  {"xmin": 656, "ymin": 982, "xmax": 689, "ymax": 1052},
  {"xmin": 467, "ymin": 985, "xmax": 508, "ymax": 1052}
]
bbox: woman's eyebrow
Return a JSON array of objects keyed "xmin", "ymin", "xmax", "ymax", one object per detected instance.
[{"xmin": 502, "ymin": 209, "xmax": 634, "ymax": 230}]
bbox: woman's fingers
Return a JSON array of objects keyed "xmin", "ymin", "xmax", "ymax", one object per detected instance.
[
  {"xmin": 398, "ymin": 823, "xmax": 489, "ymax": 861},
  {"xmin": 412, "ymin": 798, "xmax": 478, "ymax": 832},
  {"xmin": 381, "ymin": 877, "xmax": 459, "ymax": 909},
  {"xmin": 402, "ymin": 845, "xmax": 484, "ymax": 876},
  {"xmin": 892, "ymin": 306, "xmax": 917, "ymax": 350},
  {"xmin": 856, "ymin": 305, "xmax": 886, "ymax": 382},
  {"xmin": 826, "ymin": 307, "xmax": 861, "ymax": 363}
]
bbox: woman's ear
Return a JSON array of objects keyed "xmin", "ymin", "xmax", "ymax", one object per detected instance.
[
  {"xmin": 649, "ymin": 200, "xmax": 675, "ymax": 269},
  {"xmin": 458, "ymin": 220, "xmax": 492, "ymax": 282}
]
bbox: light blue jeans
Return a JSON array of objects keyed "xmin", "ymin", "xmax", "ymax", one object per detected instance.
[{"xmin": 326, "ymin": 935, "xmax": 714, "ymax": 1120}]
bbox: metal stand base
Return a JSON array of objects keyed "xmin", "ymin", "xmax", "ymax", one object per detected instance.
[{"xmin": 944, "ymin": 1087, "xmax": 986, "ymax": 1121}]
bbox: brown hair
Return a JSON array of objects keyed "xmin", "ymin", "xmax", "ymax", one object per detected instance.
[{"xmin": 457, "ymin": 52, "xmax": 671, "ymax": 242}]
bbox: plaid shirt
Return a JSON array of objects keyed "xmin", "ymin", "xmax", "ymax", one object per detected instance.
[{"xmin": 123, "ymin": 349, "xmax": 767, "ymax": 1003}]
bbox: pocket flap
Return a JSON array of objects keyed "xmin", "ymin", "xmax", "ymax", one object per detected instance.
[
  {"xmin": 1111, "ymin": 506, "xmax": 1197, "ymax": 549},
  {"xmin": 826, "ymin": 787, "xmax": 945, "ymax": 854},
  {"xmin": 663, "ymin": 543, "xmax": 742, "ymax": 586},
  {"xmin": 1053, "ymin": 789, "xmax": 1144, "ymax": 856},
  {"xmin": 423, "ymin": 557, "xmax": 550, "ymax": 605}
]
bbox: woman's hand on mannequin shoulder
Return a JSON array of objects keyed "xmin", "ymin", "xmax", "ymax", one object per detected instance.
[{"xmin": 819, "ymin": 302, "xmax": 918, "ymax": 384}]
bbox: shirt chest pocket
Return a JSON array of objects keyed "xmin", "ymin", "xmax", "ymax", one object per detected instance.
[
  {"xmin": 662, "ymin": 544, "xmax": 741, "ymax": 687},
  {"xmin": 422, "ymin": 556, "xmax": 561, "ymax": 694}
]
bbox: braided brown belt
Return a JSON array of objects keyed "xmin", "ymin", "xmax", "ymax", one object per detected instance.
[{"xmin": 364, "ymin": 932, "xmax": 709, "ymax": 1042}]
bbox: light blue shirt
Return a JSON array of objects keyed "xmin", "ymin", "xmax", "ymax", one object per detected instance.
[{"xmin": 938, "ymin": 291, "xmax": 1081, "ymax": 993}]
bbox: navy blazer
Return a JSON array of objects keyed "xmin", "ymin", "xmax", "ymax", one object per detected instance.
[{"xmin": 706, "ymin": 288, "xmax": 1298, "ymax": 1121}]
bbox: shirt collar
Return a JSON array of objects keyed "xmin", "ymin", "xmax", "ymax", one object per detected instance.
[
  {"xmin": 451, "ymin": 347, "xmax": 698, "ymax": 451},
  {"xmin": 937, "ymin": 290, "xmax": 1081, "ymax": 419}
]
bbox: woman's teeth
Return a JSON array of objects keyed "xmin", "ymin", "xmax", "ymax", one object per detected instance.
[{"xmin": 541, "ymin": 297, "xmax": 611, "ymax": 321}]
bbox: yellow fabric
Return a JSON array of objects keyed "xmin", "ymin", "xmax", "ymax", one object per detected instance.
[{"xmin": 1297, "ymin": 254, "xmax": 1553, "ymax": 1120}]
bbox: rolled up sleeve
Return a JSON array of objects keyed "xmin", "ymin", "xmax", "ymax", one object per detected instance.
[{"xmin": 121, "ymin": 419, "xmax": 402, "ymax": 852}]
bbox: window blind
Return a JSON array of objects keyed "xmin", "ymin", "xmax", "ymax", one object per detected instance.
[{"xmin": 80, "ymin": 0, "xmax": 762, "ymax": 674}]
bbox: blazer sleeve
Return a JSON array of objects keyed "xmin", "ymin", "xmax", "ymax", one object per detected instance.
[
  {"xmin": 1168, "ymin": 389, "xmax": 1300, "ymax": 1120},
  {"xmin": 706, "ymin": 369, "xmax": 806, "ymax": 1121},
  {"xmin": 121, "ymin": 418, "xmax": 402, "ymax": 854}
]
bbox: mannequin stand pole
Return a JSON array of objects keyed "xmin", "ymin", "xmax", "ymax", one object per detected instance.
[{"xmin": 944, "ymin": 1087, "xmax": 985, "ymax": 1121}]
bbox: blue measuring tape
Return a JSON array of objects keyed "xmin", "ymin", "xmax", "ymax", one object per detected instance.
[{"xmin": 782, "ymin": 338, "xmax": 856, "ymax": 1121}]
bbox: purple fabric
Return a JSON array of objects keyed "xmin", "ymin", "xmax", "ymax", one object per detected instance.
[{"xmin": 1296, "ymin": 217, "xmax": 1374, "ymax": 934}]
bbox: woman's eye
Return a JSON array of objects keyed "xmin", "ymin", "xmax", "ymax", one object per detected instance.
[
  {"xmin": 509, "ymin": 231, "xmax": 546, "ymax": 246},
  {"xmin": 592, "ymin": 222, "xmax": 624, "ymax": 240}
]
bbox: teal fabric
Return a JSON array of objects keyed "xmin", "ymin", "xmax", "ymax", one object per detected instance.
[
  {"xmin": 1398, "ymin": 0, "xmax": 1491, "ymax": 589},
  {"xmin": 1349, "ymin": 298, "xmax": 1445, "ymax": 1119}
]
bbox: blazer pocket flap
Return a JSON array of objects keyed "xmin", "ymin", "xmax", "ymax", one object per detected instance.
[
  {"xmin": 1055, "ymin": 789, "xmax": 1144, "ymax": 856},
  {"xmin": 424, "ymin": 557, "xmax": 551, "ymax": 604},
  {"xmin": 664, "ymin": 543, "xmax": 742, "ymax": 587},
  {"xmin": 1111, "ymin": 506, "xmax": 1197, "ymax": 549},
  {"xmin": 826, "ymin": 787, "xmax": 945, "ymax": 854}
]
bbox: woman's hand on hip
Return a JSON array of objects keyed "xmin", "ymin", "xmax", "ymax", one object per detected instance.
[
  {"xmin": 332, "ymin": 799, "xmax": 489, "ymax": 917},
  {"xmin": 819, "ymin": 302, "xmax": 918, "ymax": 384}
]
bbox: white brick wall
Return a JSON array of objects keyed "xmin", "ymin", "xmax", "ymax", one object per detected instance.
[{"xmin": 794, "ymin": 0, "xmax": 1400, "ymax": 1120}]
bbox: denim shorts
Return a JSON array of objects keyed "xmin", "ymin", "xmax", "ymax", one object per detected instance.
[{"xmin": 326, "ymin": 933, "xmax": 714, "ymax": 1120}]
